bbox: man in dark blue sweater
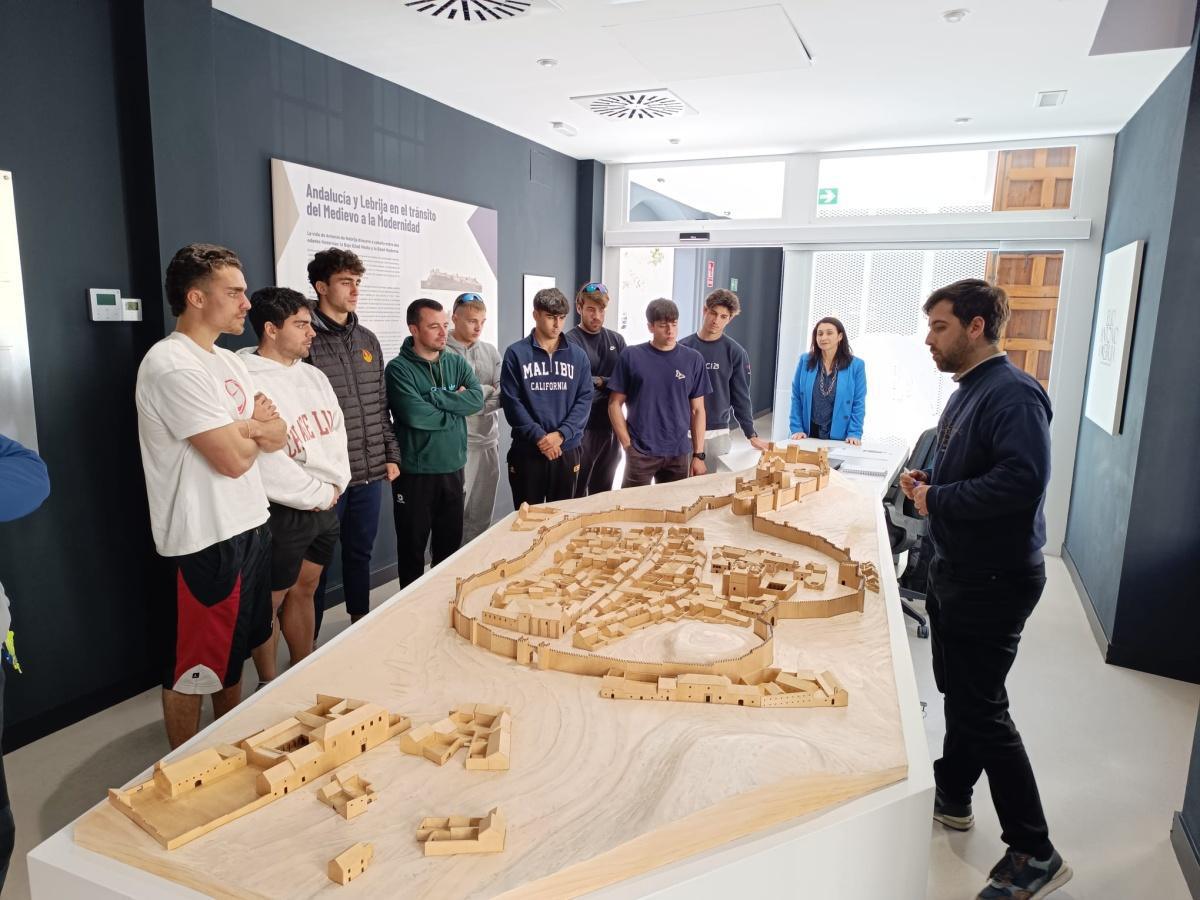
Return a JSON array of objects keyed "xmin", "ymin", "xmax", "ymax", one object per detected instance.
[
  {"xmin": 501, "ymin": 287, "xmax": 593, "ymax": 507},
  {"xmin": 902, "ymin": 279, "xmax": 1070, "ymax": 900},
  {"xmin": 679, "ymin": 289, "xmax": 769, "ymax": 471}
]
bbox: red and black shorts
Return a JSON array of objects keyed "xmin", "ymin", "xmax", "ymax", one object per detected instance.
[{"xmin": 166, "ymin": 523, "xmax": 272, "ymax": 694}]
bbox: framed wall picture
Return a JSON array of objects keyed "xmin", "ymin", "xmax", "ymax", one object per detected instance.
[
  {"xmin": 1084, "ymin": 239, "xmax": 1145, "ymax": 435},
  {"xmin": 523, "ymin": 274, "xmax": 556, "ymax": 334}
]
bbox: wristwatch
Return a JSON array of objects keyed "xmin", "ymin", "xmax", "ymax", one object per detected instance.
[{"xmin": 692, "ymin": 452, "xmax": 706, "ymax": 461}]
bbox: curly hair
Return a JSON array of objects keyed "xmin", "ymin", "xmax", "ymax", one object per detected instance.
[
  {"xmin": 164, "ymin": 243, "xmax": 243, "ymax": 317},
  {"xmin": 307, "ymin": 247, "xmax": 365, "ymax": 288}
]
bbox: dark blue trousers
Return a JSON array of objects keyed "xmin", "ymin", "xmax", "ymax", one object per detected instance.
[{"xmin": 313, "ymin": 479, "xmax": 384, "ymax": 637}]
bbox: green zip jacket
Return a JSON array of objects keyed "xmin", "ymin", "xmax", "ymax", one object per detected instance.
[{"xmin": 385, "ymin": 337, "xmax": 484, "ymax": 474}]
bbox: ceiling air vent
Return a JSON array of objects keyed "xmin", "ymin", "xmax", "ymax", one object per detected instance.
[
  {"xmin": 571, "ymin": 89, "xmax": 694, "ymax": 121},
  {"xmin": 403, "ymin": 0, "xmax": 535, "ymax": 22},
  {"xmin": 1035, "ymin": 90, "xmax": 1068, "ymax": 108}
]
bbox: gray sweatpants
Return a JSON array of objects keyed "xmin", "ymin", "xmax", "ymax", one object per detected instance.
[{"xmin": 463, "ymin": 443, "xmax": 500, "ymax": 544}]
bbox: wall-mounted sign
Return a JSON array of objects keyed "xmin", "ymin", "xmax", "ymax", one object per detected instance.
[
  {"xmin": 706, "ymin": 259, "xmax": 715, "ymax": 289},
  {"xmin": 271, "ymin": 159, "xmax": 499, "ymax": 358},
  {"xmin": 817, "ymin": 187, "xmax": 839, "ymax": 205}
]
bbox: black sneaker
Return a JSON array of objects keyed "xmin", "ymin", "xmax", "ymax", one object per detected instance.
[
  {"xmin": 977, "ymin": 849, "xmax": 1073, "ymax": 899},
  {"xmin": 933, "ymin": 789, "xmax": 974, "ymax": 831}
]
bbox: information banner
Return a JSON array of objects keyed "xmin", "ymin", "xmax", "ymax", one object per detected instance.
[
  {"xmin": 271, "ymin": 159, "xmax": 499, "ymax": 358},
  {"xmin": 0, "ymin": 171, "xmax": 38, "ymax": 450}
]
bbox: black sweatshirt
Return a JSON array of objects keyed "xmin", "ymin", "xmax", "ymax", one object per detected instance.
[
  {"xmin": 924, "ymin": 354, "xmax": 1052, "ymax": 571},
  {"xmin": 679, "ymin": 333, "xmax": 756, "ymax": 437},
  {"xmin": 565, "ymin": 326, "xmax": 626, "ymax": 430}
]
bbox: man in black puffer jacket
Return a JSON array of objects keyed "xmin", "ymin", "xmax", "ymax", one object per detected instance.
[{"xmin": 305, "ymin": 248, "xmax": 400, "ymax": 636}]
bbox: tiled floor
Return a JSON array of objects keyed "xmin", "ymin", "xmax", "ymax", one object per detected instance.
[{"xmin": 3, "ymin": 540, "xmax": 1197, "ymax": 898}]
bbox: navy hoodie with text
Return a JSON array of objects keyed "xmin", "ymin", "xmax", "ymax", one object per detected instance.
[{"xmin": 500, "ymin": 332, "xmax": 593, "ymax": 451}]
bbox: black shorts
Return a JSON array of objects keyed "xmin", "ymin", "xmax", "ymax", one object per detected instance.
[
  {"xmin": 267, "ymin": 504, "xmax": 340, "ymax": 592},
  {"xmin": 167, "ymin": 523, "xmax": 272, "ymax": 694}
]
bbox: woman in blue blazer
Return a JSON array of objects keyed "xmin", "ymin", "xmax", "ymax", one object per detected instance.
[{"xmin": 789, "ymin": 317, "xmax": 866, "ymax": 444}]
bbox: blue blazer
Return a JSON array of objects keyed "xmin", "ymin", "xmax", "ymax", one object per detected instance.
[{"xmin": 789, "ymin": 354, "xmax": 866, "ymax": 440}]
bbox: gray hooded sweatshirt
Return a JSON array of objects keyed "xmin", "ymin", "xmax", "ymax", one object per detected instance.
[{"xmin": 445, "ymin": 332, "xmax": 502, "ymax": 449}]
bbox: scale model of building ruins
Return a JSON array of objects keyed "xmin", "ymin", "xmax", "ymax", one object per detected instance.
[
  {"xmin": 416, "ymin": 808, "xmax": 507, "ymax": 856},
  {"xmin": 399, "ymin": 703, "xmax": 511, "ymax": 769},
  {"xmin": 328, "ymin": 841, "xmax": 373, "ymax": 885},
  {"xmin": 450, "ymin": 445, "xmax": 879, "ymax": 703}
]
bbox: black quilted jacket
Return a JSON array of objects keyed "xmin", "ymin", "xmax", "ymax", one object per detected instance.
[{"xmin": 305, "ymin": 308, "xmax": 400, "ymax": 484}]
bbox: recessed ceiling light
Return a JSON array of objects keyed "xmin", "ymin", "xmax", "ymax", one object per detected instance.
[
  {"xmin": 550, "ymin": 121, "xmax": 578, "ymax": 137},
  {"xmin": 536, "ymin": 58, "xmax": 558, "ymax": 68},
  {"xmin": 668, "ymin": 138, "xmax": 681, "ymax": 145},
  {"xmin": 942, "ymin": 8, "xmax": 969, "ymax": 23},
  {"xmin": 1036, "ymin": 90, "xmax": 1068, "ymax": 108},
  {"xmin": 953, "ymin": 116, "xmax": 973, "ymax": 125},
  {"xmin": 657, "ymin": 177, "xmax": 667, "ymax": 184}
]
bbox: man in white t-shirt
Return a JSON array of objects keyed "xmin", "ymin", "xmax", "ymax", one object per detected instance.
[
  {"xmin": 135, "ymin": 243, "xmax": 287, "ymax": 748},
  {"xmin": 239, "ymin": 287, "xmax": 350, "ymax": 686}
]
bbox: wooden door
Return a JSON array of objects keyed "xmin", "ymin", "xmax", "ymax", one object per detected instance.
[
  {"xmin": 993, "ymin": 147, "xmax": 1075, "ymax": 211},
  {"xmin": 986, "ymin": 251, "xmax": 1063, "ymax": 390}
]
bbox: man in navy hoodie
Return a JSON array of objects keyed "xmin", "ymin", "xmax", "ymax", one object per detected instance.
[
  {"xmin": 902, "ymin": 279, "xmax": 1070, "ymax": 900},
  {"xmin": 500, "ymin": 288, "xmax": 592, "ymax": 507}
]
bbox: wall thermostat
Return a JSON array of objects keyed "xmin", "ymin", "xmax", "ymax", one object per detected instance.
[
  {"xmin": 88, "ymin": 288, "xmax": 123, "ymax": 322},
  {"xmin": 122, "ymin": 297, "xmax": 143, "ymax": 322}
]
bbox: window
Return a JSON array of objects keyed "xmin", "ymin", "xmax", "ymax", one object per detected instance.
[
  {"xmin": 805, "ymin": 247, "xmax": 1064, "ymax": 452},
  {"xmin": 815, "ymin": 146, "xmax": 1076, "ymax": 218},
  {"xmin": 628, "ymin": 160, "xmax": 786, "ymax": 222}
]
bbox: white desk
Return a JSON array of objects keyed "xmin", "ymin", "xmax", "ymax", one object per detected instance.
[{"xmin": 29, "ymin": 472, "xmax": 932, "ymax": 899}]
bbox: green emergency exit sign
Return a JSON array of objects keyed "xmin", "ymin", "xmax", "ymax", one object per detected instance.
[{"xmin": 817, "ymin": 187, "xmax": 839, "ymax": 205}]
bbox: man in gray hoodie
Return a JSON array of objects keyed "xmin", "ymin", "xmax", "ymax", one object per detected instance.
[{"xmin": 445, "ymin": 293, "xmax": 502, "ymax": 544}]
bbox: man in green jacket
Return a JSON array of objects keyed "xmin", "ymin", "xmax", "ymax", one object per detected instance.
[{"xmin": 386, "ymin": 298, "xmax": 484, "ymax": 587}]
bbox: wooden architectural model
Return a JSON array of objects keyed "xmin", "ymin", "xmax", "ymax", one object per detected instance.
[
  {"xmin": 400, "ymin": 703, "xmax": 511, "ymax": 770},
  {"xmin": 327, "ymin": 842, "xmax": 373, "ymax": 885},
  {"xmin": 450, "ymin": 445, "xmax": 873, "ymax": 704},
  {"xmin": 107, "ymin": 695, "xmax": 409, "ymax": 849},
  {"xmin": 317, "ymin": 770, "xmax": 376, "ymax": 820},
  {"xmin": 600, "ymin": 668, "xmax": 848, "ymax": 708},
  {"xmin": 416, "ymin": 808, "xmax": 506, "ymax": 857}
]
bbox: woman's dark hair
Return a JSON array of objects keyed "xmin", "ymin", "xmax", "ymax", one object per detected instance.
[{"xmin": 807, "ymin": 317, "xmax": 854, "ymax": 370}]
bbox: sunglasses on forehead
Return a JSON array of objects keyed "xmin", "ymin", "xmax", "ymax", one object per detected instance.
[
  {"xmin": 454, "ymin": 293, "xmax": 483, "ymax": 307},
  {"xmin": 581, "ymin": 282, "xmax": 607, "ymax": 294}
]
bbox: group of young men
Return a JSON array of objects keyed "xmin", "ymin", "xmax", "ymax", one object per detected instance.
[{"xmin": 134, "ymin": 243, "xmax": 765, "ymax": 747}]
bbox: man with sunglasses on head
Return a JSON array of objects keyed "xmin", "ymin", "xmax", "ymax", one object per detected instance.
[
  {"xmin": 565, "ymin": 281, "xmax": 626, "ymax": 496},
  {"xmin": 445, "ymin": 293, "xmax": 502, "ymax": 543}
]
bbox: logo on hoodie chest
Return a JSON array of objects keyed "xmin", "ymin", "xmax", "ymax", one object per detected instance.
[
  {"xmin": 522, "ymin": 359, "xmax": 575, "ymax": 391},
  {"xmin": 285, "ymin": 409, "xmax": 337, "ymax": 458}
]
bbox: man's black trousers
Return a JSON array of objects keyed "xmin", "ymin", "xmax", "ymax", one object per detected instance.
[
  {"xmin": 574, "ymin": 427, "xmax": 621, "ymax": 497},
  {"xmin": 507, "ymin": 441, "xmax": 581, "ymax": 509},
  {"xmin": 926, "ymin": 556, "xmax": 1054, "ymax": 859},
  {"xmin": 392, "ymin": 469, "xmax": 464, "ymax": 588}
]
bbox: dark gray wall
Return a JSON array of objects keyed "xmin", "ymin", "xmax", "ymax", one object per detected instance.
[
  {"xmin": 1064, "ymin": 44, "xmax": 1190, "ymax": 641},
  {"xmin": 0, "ymin": 0, "xmax": 585, "ymax": 747},
  {"xmin": 1064, "ymin": 34, "xmax": 1200, "ymax": 685},
  {"xmin": 1056, "ymin": 20, "xmax": 1200, "ymax": 888},
  {"xmin": 0, "ymin": 0, "xmax": 168, "ymax": 748}
]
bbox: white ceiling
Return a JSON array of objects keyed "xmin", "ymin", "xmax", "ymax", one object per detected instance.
[{"xmin": 213, "ymin": 0, "xmax": 1190, "ymax": 163}]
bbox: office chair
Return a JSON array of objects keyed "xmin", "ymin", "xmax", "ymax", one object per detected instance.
[{"xmin": 883, "ymin": 427, "xmax": 938, "ymax": 639}]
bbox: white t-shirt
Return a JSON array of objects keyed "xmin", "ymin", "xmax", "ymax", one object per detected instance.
[{"xmin": 135, "ymin": 332, "xmax": 269, "ymax": 557}]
